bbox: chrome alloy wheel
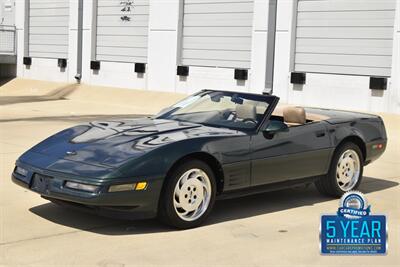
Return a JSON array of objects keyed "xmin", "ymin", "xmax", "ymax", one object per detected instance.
[
  {"xmin": 336, "ymin": 149, "xmax": 361, "ymax": 191},
  {"xmin": 173, "ymin": 168, "xmax": 212, "ymax": 222}
]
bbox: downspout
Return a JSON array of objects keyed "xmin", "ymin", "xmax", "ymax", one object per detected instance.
[
  {"xmin": 264, "ymin": 0, "xmax": 278, "ymax": 95},
  {"xmin": 75, "ymin": 0, "xmax": 83, "ymax": 82}
]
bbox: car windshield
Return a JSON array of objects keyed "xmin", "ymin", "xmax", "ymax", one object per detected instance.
[{"xmin": 156, "ymin": 91, "xmax": 274, "ymax": 130}]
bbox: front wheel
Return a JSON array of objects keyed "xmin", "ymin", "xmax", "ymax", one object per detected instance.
[
  {"xmin": 315, "ymin": 142, "xmax": 364, "ymax": 197},
  {"xmin": 158, "ymin": 160, "xmax": 216, "ymax": 229}
]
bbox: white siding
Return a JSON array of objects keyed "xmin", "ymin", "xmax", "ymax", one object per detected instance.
[
  {"xmin": 28, "ymin": 0, "xmax": 69, "ymax": 59},
  {"xmin": 294, "ymin": 0, "xmax": 396, "ymax": 77},
  {"xmin": 181, "ymin": 0, "xmax": 254, "ymax": 69},
  {"xmin": 1, "ymin": 0, "xmax": 15, "ymax": 25},
  {"xmin": 95, "ymin": 0, "xmax": 149, "ymax": 63},
  {"xmin": 0, "ymin": 0, "xmax": 16, "ymax": 55}
]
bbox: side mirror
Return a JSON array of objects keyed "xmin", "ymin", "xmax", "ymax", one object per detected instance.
[{"xmin": 263, "ymin": 120, "xmax": 288, "ymax": 139}]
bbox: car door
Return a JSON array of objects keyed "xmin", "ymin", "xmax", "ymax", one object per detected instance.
[
  {"xmin": 218, "ymin": 94, "xmax": 280, "ymax": 191},
  {"xmin": 250, "ymin": 121, "xmax": 332, "ymax": 186}
]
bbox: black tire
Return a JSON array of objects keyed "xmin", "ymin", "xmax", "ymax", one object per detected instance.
[
  {"xmin": 315, "ymin": 142, "xmax": 364, "ymax": 197},
  {"xmin": 158, "ymin": 159, "xmax": 217, "ymax": 229}
]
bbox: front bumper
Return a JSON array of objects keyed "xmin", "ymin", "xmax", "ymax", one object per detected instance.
[{"xmin": 12, "ymin": 162, "xmax": 164, "ymax": 220}]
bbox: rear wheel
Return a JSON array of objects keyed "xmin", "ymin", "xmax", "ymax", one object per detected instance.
[
  {"xmin": 158, "ymin": 160, "xmax": 216, "ymax": 229},
  {"xmin": 315, "ymin": 142, "xmax": 364, "ymax": 197}
]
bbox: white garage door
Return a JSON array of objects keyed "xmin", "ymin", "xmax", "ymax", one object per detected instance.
[
  {"xmin": 294, "ymin": 0, "xmax": 396, "ymax": 77},
  {"xmin": 181, "ymin": 0, "xmax": 254, "ymax": 69},
  {"xmin": 95, "ymin": 0, "xmax": 149, "ymax": 63},
  {"xmin": 29, "ymin": 0, "xmax": 69, "ymax": 59}
]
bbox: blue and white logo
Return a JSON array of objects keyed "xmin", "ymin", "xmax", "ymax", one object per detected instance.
[
  {"xmin": 337, "ymin": 191, "xmax": 371, "ymax": 219},
  {"xmin": 320, "ymin": 191, "xmax": 387, "ymax": 255}
]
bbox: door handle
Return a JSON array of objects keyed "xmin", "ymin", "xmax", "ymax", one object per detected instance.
[{"xmin": 315, "ymin": 131, "xmax": 326, "ymax": 138}]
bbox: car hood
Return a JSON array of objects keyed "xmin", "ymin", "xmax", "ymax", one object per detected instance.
[{"xmin": 26, "ymin": 118, "xmax": 238, "ymax": 168}]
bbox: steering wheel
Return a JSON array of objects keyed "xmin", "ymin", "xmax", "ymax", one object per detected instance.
[{"xmin": 242, "ymin": 118, "xmax": 257, "ymax": 124}]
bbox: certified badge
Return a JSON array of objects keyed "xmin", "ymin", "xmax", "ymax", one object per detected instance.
[{"xmin": 320, "ymin": 191, "xmax": 387, "ymax": 255}]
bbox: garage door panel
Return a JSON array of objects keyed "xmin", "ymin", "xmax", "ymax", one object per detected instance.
[
  {"xmin": 182, "ymin": 49, "xmax": 251, "ymax": 61},
  {"xmin": 181, "ymin": 0, "xmax": 254, "ymax": 68},
  {"xmin": 29, "ymin": 51, "xmax": 68, "ymax": 59},
  {"xmin": 97, "ymin": 35, "xmax": 148, "ymax": 47},
  {"xmin": 184, "ymin": 2, "xmax": 253, "ymax": 14},
  {"xmin": 97, "ymin": 6, "xmax": 149, "ymax": 16},
  {"xmin": 294, "ymin": 0, "xmax": 396, "ymax": 77},
  {"xmin": 296, "ymin": 47, "xmax": 393, "ymax": 56},
  {"xmin": 296, "ymin": 38, "xmax": 394, "ymax": 49},
  {"xmin": 295, "ymin": 64, "xmax": 391, "ymax": 77},
  {"xmin": 96, "ymin": 55, "xmax": 147, "ymax": 63},
  {"xmin": 295, "ymin": 53, "xmax": 392, "ymax": 68},
  {"xmin": 185, "ymin": 0, "xmax": 252, "ymax": 3},
  {"xmin": 30, "ymin": 1, "xmax": 68, "ymax": 9},
  {"xmin": 183, "ymin": 38, "xmax": 251, "ymax": 51},
  {"xmin": 29, "ymin": 44, "xmax": 69, "ymax": 54},
  {"xmin": 97, "ymin": 0, "xmax": 148, "ymax": 6},
  {"xmin": 183, "ymin": 36, "xmax": 251, "ymax": 46},
  {"xmin": 182, "ymin": 58, "xmax": 251, "ymax": 69},
  {"xmin": 97, "ymin": 16, "xmax": 149, "ymax": 27},
  {"xmin": 30, "ymin": 16, "xmax": 69, "ymax": 27},
  {"xmin": 297, "ymin": 10, "xmax": 395, "ymax": 21},
  {"xmin": 296, "ymin": 44, "xmax": 393, "ymax": 56},
  {"xmin": 297, "ymin": 19, "xmax": 395, "ymax": 27},
  {"xmin": 183, "ymin": 26, "xmax": 252, "ymax": 37},
  {"xmin": 28, "ymin": 0, "xmax": 69, "ymax": 59},
  {"xmin": 96, "ymin": 0, "xmax": 149, "ymax": 63},
  {"xmin": 30, "ymin": 8, "xmax": 69, "ymax": 17},
  {"xmin": 29, "ymin": 34, "xmax": 69, "ymax": 45},
  {"xmin": 298, "ymin": 0, "xmax": 395, "ymax": 12},
  {"xmin": 97, "ymin": 27, "xmax": 148, "ymax": 36},
  {"xmin": 297, "ymin": 27, "xmax": 394, "ymax": 39},
  {"xmin": 184, "ymin": 13, "xmax": 253, "ymax": 27},
  {"xmin": 29, "ymin": 27, "xmax": 69, "ymax": 35},
  {"xmin": 96, "ymin": 47, "xmax": 147, "ymax": 57}
]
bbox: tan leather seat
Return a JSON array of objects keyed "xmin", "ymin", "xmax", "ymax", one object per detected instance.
[
  {"xmin": 273, "ymin": 104, "xmax": 330, "ymax": 122},
  {"xmin": 236, "ymin": 104, "xmax": 256, "ymax": 120},
  {"xmin": 283, "ymin": 106, "xmax": 306, "ymax": 126}
]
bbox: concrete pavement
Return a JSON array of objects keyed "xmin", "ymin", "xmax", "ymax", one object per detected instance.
[{"xmin": 0, "ymin": 79, "xmax": 399, "ymax": 266}]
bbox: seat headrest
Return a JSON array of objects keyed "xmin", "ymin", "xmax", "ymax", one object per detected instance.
[
  {"xmin": 236, "ymin": 104, "xmax": 256, "ymax": 120},
  {"xmin": 283, "ymin": 106, "xmax": 306, "ymax": 125}
]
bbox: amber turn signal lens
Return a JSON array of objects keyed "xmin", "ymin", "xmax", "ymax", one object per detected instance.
[{"xmin": 135, "ymin": 182, "xmax": 148, "ymax": 191}]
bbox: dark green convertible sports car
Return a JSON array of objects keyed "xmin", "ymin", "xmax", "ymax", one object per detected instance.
[{"xmin": 12, "ymin": 90, "xmax": 387, "ymax": 228}]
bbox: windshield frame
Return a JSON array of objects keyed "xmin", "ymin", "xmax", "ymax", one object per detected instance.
[{"xmin": 156, "ymin": 90, "xmax": 279, "ymax": 132}]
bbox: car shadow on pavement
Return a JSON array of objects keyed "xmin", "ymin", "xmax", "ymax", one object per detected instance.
[
  {"xmin": 29, "ymin": 176, "xmax": 398, "ymax": 235},
  {"xmin": 208, "ymin": 176, "xmax": 398, "ymax": 225}
]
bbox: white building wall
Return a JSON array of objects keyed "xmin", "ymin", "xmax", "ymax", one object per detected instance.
[
  {"xmin": 147, "ymin": 0, "xmax": 180, "ymax": 92},
  {"xmin": 272, "ymin": 0, "xmax": 295, "ymax": 103},
  {"xmin": 389, "ymin": 0, "xmax": 400, "ymax": 113},
  {"xmin": 0, "ymin": 0, "xmax": 16, "ymax": 56},
  {"xmin": 1, "ymin": 0, "xmax": 15, "ymax": 25},
  {"xmin": 14, "ymin": 0, "xmax": 400, "ymax": 114},
  {"xmin": 248, "ymin": 0, "xmax": 270, "ymax": 94}
]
